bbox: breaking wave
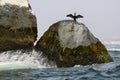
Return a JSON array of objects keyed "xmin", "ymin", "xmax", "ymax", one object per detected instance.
[
  {"xmin": 104, "ymin": 41, "xmax": 120, "ymax": 52},
  {"xmin": 107, "ymin": 48, "xmax": 120, "ymax": 52},
  {"xmin": 0, "ymin": 50, "xmax": 56, "ymax": 71}
]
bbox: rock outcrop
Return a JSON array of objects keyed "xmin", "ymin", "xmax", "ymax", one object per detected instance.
[
  {"xmin": 0, "ymin": 0, "xmax": 37, "ymax": 51},
  {"xmin": 35, "ymin": 20, "xmax": 113, "ymax": 67}
]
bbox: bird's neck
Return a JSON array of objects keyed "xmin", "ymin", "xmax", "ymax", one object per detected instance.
[{"xmin": 74, "ymin": 13, "xmax": 76, "ymax": 16}]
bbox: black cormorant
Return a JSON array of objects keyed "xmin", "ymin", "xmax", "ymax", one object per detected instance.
[{"xmin": 66, "ymin": 13, "xmax": 83, "ymax": 21}]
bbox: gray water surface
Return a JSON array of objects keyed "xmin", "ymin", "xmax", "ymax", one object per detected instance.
[{"xmin": 0, "ymin": 45, "xmax": 120, "ymax": 80}]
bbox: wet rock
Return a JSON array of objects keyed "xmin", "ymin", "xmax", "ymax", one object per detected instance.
[{"xmin": 35, "ymin": 20, "xmax": 113, "ymax": 67}]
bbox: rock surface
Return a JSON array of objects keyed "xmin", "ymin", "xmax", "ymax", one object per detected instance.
[
  {"xmin": 0, "ymin": 0, "xmax": 37, "ymax": 51},
  {"xmin": 35, "ymin": 20, "xmax": 113, "ymax": 67}
]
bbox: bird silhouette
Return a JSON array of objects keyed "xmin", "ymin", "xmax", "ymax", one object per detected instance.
[{"xmin": 66, "ymin": 13, "xmax": 83, "ymax": 21}]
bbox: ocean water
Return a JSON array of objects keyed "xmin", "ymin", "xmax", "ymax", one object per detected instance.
[{"xmin": 0, "ymin": 44, "xmax": 120, "ymax": 80}]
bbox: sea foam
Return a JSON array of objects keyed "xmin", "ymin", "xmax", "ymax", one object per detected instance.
[{"xmin": 0, "ymin": 50, "xmax": 56, "ymax": 71}]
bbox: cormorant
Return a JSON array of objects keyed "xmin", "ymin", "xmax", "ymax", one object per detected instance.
[{"xmin": 66, "ymin": 13, "xmax": 83, "ymax": 21}]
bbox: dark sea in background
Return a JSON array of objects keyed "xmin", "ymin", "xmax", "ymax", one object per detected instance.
[{"xmin": 0, "ymin": 43, "xmax": 120, "ymax": 80}]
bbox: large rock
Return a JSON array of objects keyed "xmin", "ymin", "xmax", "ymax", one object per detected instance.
[
  {"xmin": 35, "ymin": 20, "xmax": 113, "ymax": 67},
  {"xmin": 0, "ymin": 0, "xmax": 37, "ymax": 51}
]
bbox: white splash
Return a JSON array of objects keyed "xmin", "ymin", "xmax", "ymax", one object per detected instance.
[{"xmin": 0, "ymin": 50, "xmax": 56, "ymax": 71}]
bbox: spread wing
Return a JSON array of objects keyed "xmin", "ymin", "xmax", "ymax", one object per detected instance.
[
  {"xmin": 66, "ymin": 14, "xmax": 74, "ymax": 18},
  {"xmin": 76, "ymin": 15, "xmax": 84, "ymax": 18}
]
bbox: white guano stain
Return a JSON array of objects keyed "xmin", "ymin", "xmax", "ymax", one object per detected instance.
[
  {"xmin": 58, "ymin": 20, "xmax": 99, "ymax": 49},
  {"xmin": 0, "ymin": 0, "xmax": 28, "ymax": 7}
]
